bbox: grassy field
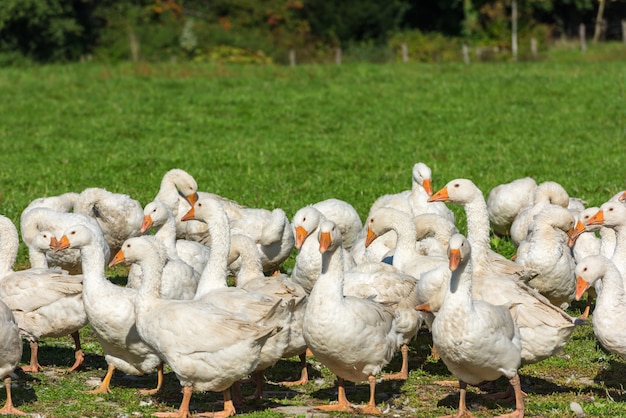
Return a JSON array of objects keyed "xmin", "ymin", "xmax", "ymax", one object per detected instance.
[{"xmin": 0, "ymin": 45, "xmax": 625, "ymax": 417}]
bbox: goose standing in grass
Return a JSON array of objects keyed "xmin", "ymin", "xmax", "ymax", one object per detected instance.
[
  {"xmin": 0, "ymin": 215, "xmax": 88, "ymax": 373},
  {"xmin": 431, "ymin": 234, "xmax": 525, "ymax": 418},
  {"xmin": 75, "ymin": 187, "xmax": 144, "ymax": 258},
  {"xmin": 510, "ymin": 181, "xmax": 571, "ymax": 247},
  {"xmin": 53, "ymin": 224, "xmax": 163, "ymax": 394},
  {"xmin": 586, "ymin": 201, "xmax": 626, "ymax": 280},
  {"xmin": 575, "ymin": 255, "xmax": 626, "ymax": 359},
  {"xmin": 429, "ymin": 179, "xmax": 579, "ymax": 365},
  {"xmin": 110, "ymin": 235, "xmax": 285, "ymax": 418},
  {"xmin": 140, "ymin": 200, "xmax": 210, "ymax": 276},
  {"xmin": 20, "ymin": 206, "xmax": 109, "ymax": 274},
  {"xmin": 302, "ymin": 220, "xmax": 397, "ymax": 415},
  {"xmin": 0, "ymin": 299, "xmax": 24, "ymax": 415},
  {"xmin": 487, "ymin": 177, "xmax": 537, "ymax": 237},
  {"xmin": 515, "ymin": 206, "xmax": 577, "ymax": 308}
]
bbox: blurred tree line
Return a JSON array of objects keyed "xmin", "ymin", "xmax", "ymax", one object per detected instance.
[{"xmin": 0, "ymin": 0, "xmax": 624, "ymax": 65}]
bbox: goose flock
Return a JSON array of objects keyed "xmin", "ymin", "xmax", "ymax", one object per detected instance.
[{"xmin": 0, "ymin": 165, "xmax": 624, "ymax": 417}]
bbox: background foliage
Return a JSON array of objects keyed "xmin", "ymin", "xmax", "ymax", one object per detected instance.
[{"xmin": 1, "ymin": 0, "xmax": 625, "ymax": 65}]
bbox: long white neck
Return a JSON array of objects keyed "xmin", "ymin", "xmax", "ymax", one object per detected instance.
[
  {"xmin": 309, "ymin": 245, "xmax": 344, "ymax": 306},
  {"xmin": 610, "ymin": 224, "xmax": 626, "ymax": 279},
  {"xmin": 441, "ymin": 257, "xmax": 473, "ymax": 314},
  {"xmin": 194, "ymin": 210, "xmax": 231, "ymax": 298},
  {"xmin": 79, "ymin": 239, "xmax": 109, "ymax": 296},
  {"xmin": 154, "ymin": 216, "xmax": 178, "ymax": 260},
  {"xmin": 231, "ymin": 237, "xmax": 263, "ymax": 288},
  {"xmin": 388, "ymin": 215, "xmax": 418, "ymax": 272},
  {"xmin": 0, "ymin": 217, "xmax": 18, "ymax": 278},
  {"xmin": 155, "ymin": 180, "xmax": 181, "ymax": 218},
  {"xmin": 596, "ymin": 262, "xmax": 626, "ymax": 310},
  {"xmin": 463, "ymin": 192, "xmax": 491, "ymax": 277},
  {"xmin": 135, "ymin": 250, "xmax": 164, "ymax": 304}
]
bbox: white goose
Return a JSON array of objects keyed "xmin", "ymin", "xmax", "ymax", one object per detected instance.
[
  {"xmin": 22, "ymin": 192, "xmax": 78, "ymax": 214},
  {"xmin": 510, "ymin": 181, "xmax": 571, "ymax": 247},
  {"xmin": 302, "ymin": 220, "xmax": 397, "ymax": 415},
  {"xmin": 575, "ymin": 255, "xmax": 626, "ymax": 359},
  {"xmin": 429, "ymin": 179, "xmax": 579, "ymax": 365},
  {"xmin": 487, "ymin": 177, "xmax": 537, "ymax": 237},
  {"xmin": 75, "ymin": 187, "xmax": 144, "ymax": 257},
  {"xmin": 0, "ymin": 299, "xmax": 25, "ymax": 415},
  {"xmin": 0, "ymin": 215, "xmax": 87, "ymax": 373},
  {"xmin": 110, "ymin": 235, "xmax": 285, "ymax": 418},
  {"xmin": 515, "ymin": 206, "xmax": 577, "ymax": 308},
  {"xmin": 294, "ymin": 198, "xmax": 362, "ymax": 251},
  {"xmin": 140, "ymin": 200, "xmax": 210, "ymax": 276},
  {"xmin": 53, "ymin": 224, "xmax": 163, "ymax": 394},
  {"xmin": 20, "ymin": 207, "xmax": 109, "ymax": 274},
  {"xmin": 431, "ymin": 234, "xmax": 524, "ymax": 418}
]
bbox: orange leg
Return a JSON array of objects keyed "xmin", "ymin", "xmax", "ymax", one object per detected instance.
[
  {"xmin": 0, "ymin": 377, "xmax": 26, "ymax": 415},
  {"xmin": 280, "ymin": 353, "xmax": 309, "ymax": 386},
  {"xmin": 382, "ymin": 344, "xmax": 409, "ymax": 380},
  {"xmin": 197, "ymin": 389, "xmax": 236, "ymax": 417},
  {"xmin": 359, "ymin": 375, "xmax": 382, "ymax": 415},
  {"xmin": 63, "ymin": 331, "xmax": 85, "ymax": 373},
  {"xmin": 87, "ymin": 364, "xmax": 115, "ymax": 394},
  {"xmin": 20, "ymin": 341, "xmax": 43, "ymax": 373},
  {"xmin": 494, "ymin": 375, "xmax": 525, "ymax": 418},
  {"xmin": 139, "ymin": 363, "xmax": 164, "ymax": 395},
  {"xmin": 154, "ymin": 385, "xmax": 192, "ymax": 418},
  {"xmin": 314, "ymin": 376, "xmax": 355, "ymax": 413}
]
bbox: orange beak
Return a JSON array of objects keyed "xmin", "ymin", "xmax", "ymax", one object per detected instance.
[
  {"xmin": 422, "ymin": 178, "xmax": 433, "ymax": 196},
  {"xmin": 186, "ymin": 192, "xmax": 199, "ymax": 206},
  {"xmin": 567, "ymin": 220, "xmax": 586, "ymax": 247},
  {"xmin": 449, "ymin": 248, "xmax": 461, "ymax": 271},
  {"xmin": 575, "ymin": 276, "xmax": 590, "ymax": 301},
  {"xmin": 428, "ymin": 186, "xmax": 449, "ymax": 203},
  {"xmin": 295, "ymin": 226, "xmax": 308, "ymax": 250},
  {"xmin": 108, "ymin": 249, "xmax": 126, "ymax": 267},
  {"xmin": 415, "ymin": 302, "xmax": 431, "ymax": 312},
  {"xmin": 49, "ymin": 236, "xmax": 59, "ymax": 248},
  {"xmin": 319, "ymin": 231, "xmax": 331, "ymax": 254},
  {"xmin": 586, "ymin": 210, "xmax": 604, "ymax": 226},
  {"xmin": 619, "ymin": 191, "xmax": 626, "ymax": 203},
  {"xmin": 364, "ymin": 227, "xmax": 378, "ymax": 248},
  {"xmin": 181, "ymin": 207, "xmax": 195, "ymax": 222},
  {"xmin": 52, "ymin": 235, "xmax": 70, "ymax": 253},
  {"xmin": 140, "ymin": 215, "xmax": 154, "ymax": 234}
]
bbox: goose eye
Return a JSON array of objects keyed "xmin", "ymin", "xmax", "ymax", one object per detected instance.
[
  {"xmin": 454, "ymin": 183, "xmax": 460, "ymax": 188},
  {"xmin": 71, "ymin": 231, "xmax": 76, "ymax": 235},
  {"xmin": 302, "ymin": 217, "xmax": 306, "ymax": 222},
  {"xmin": 609, "ymin": 208, "xmax": 614, "ymax": 212},
  {"xmin": 583, "ymin": 267, "xmax": 587, "ymax": 272}
]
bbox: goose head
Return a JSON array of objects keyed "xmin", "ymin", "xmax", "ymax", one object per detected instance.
[
  {"xmin": 575, "ymin": 255, "xmax": 614, "ymax": 300},
  {"xmin": 447, "ymin": 233, "xmax": 471, "ymax": 272},
  {"xmin": 141, "ymin": 200, "xmax": 172, "ymax": 233},
  {"xmin": 162, "ymin": 168, "xmax": 199, "ymax": 205},
  {"xmin": 292, "ymin": 206, "xmax": 323, "ymax": 250},
  {"xmin": 587, "ymin": 202, "xmax": 626, "ymax": 229},
  {"xmin": 318, "ymin": 220, "xmax": 342, "ymax": 254},
  {"xmin": 412, "ymin": 162, "xmax": 433, "ymax": 196},
  {"xmin": 109, "ymin": 236, "xmax": 159, "ymax": 268},
  {"xmin": 428, "ymin": 179, "xmax": 480, "ymax": 205}
]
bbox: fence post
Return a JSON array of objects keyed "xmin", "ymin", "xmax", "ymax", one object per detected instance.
[
  {"xmin": 579, "ymin": 24, "xmax": 586, "ymax": 53},
  {"xmin": 335, "ymin": 48, "xmax": 342, "ymax": 65},
  {"xmin": 401, "ymin": 43, "xmax": 409, "ymax": 62},
  {"xmin": 462, "ymin": 44, "xmax": 470, "ymax": 65},
  {"xmin": 511, "ymin": 0, "xmax": 518, "ymax": 60},
  {"xmin": 530, "ymin": 37, "xmax": 538, "ymax": 60},
  {"xmin": 623, "ymin": 20, "xmax": 626, "ymax": 43},
  {"xmin": 289, "ymin": 49, "xmax": 296, "ymax": 67}
]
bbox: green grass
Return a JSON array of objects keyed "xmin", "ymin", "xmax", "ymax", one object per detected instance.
[{"xmin": 0, "ymin": 44, "xmax": 625, "ymax": 416}]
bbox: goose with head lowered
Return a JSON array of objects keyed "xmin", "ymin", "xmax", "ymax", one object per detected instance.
[
  {"xmin": 430, "ymin": 233, "xmax": 524, "ymax": 418},
  {"xmin": 109, "ymin": 235, "xmax": 286, "ymax": 418},
  {"xmin": 303, "ymin": 220, "xmax": 398, "ymax": 415}
]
